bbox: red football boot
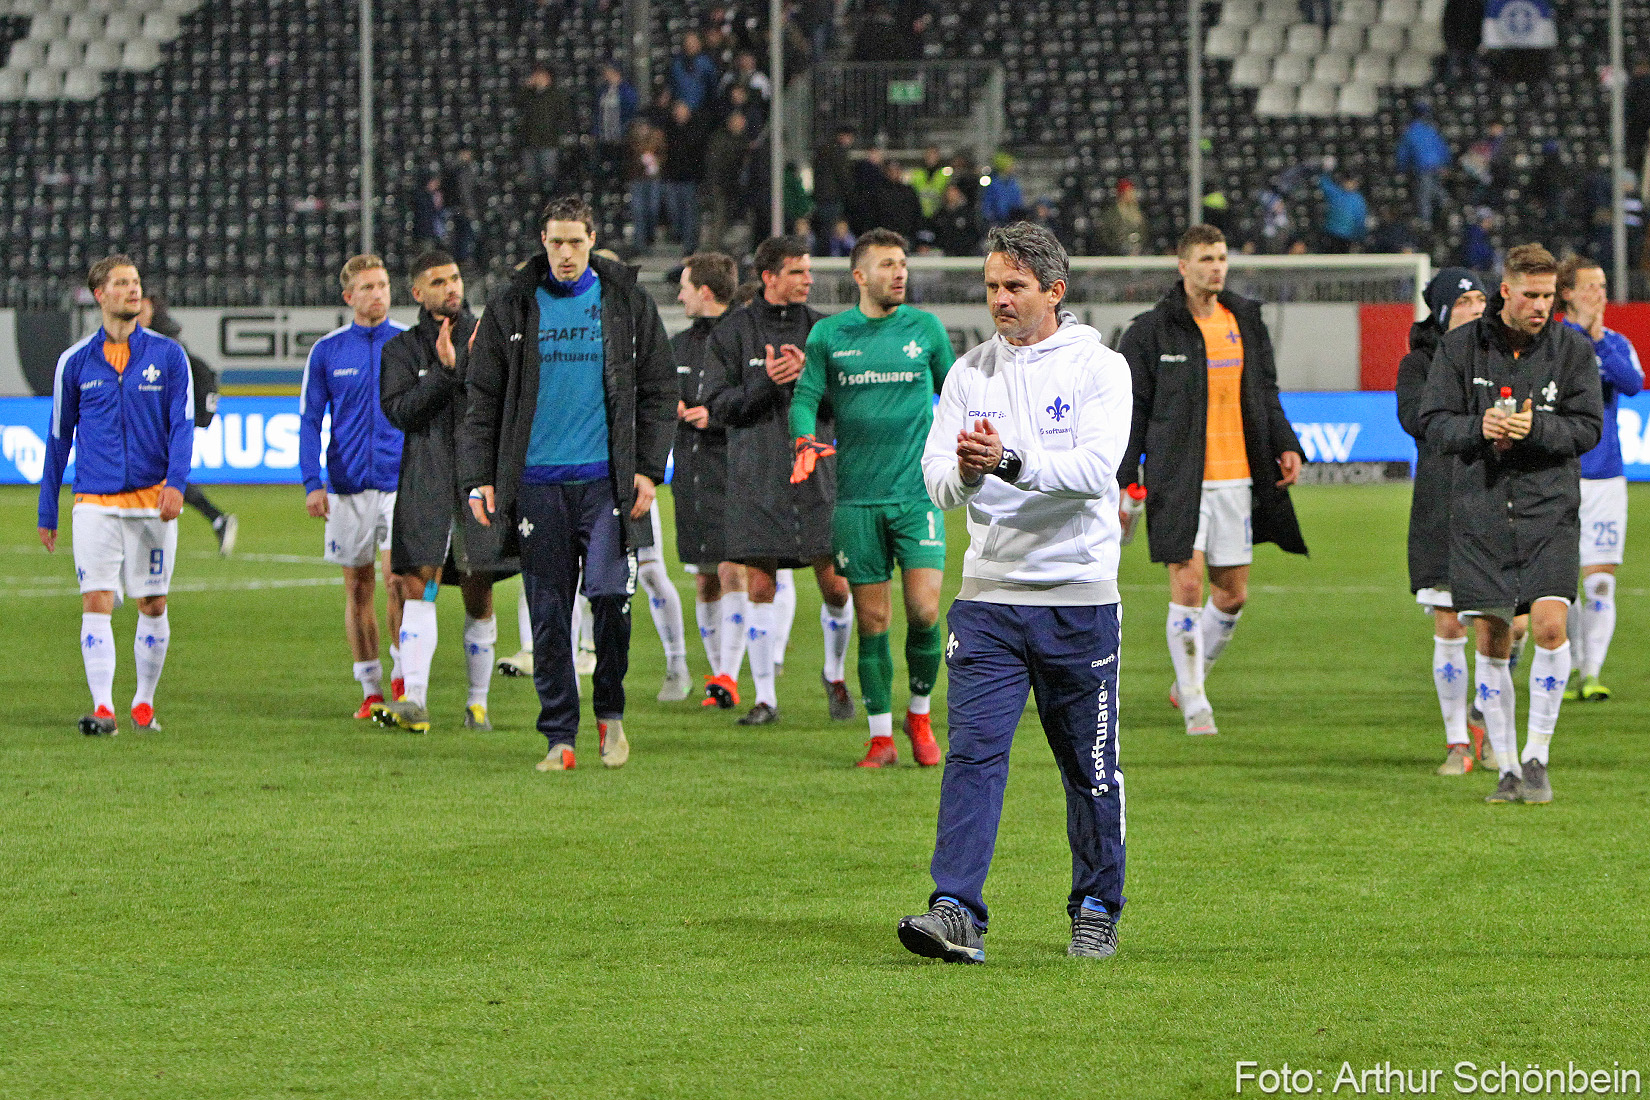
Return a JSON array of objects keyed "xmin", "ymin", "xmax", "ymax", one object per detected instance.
[{"xmin": 903, "ymin": 711, "xmax": 941, "ymax": 767}]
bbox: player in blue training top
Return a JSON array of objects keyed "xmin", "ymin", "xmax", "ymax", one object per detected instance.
[
  {"xmin": 37, "ymin": 255, "xmax": 194, "ymax": 736},
  {"xmin": 299, "ymin": 254, "xmax": 407, "ymax": 718},
  {"xmin": 1556, "ymin": 256, "xmax": 1644, "ymax": 702}
]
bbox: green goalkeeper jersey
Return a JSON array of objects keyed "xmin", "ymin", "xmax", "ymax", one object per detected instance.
[{"xmin": 790, "ymin": 304, "xmax": 955, "ymax": 505}]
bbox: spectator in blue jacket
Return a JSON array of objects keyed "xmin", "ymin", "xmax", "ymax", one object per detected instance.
[
  {"xmin": 979, "ymin": 152, "xmax": 1026, "ymax": 227},
  {"xmin": 300, "ymin": 254, "xmax": 408, "ymax": 718},
  {"xmin": 37, "ymin": 255, "xmax": 194, "ymax": 737},
  {"xmin": 1395, "ymin": 103, "xmax": 1452, "ymax": 228},
  {"xmin": 669, "ymin": 32, "xmax": 719, "ymax": 111},
  {"xmin": 1318, "ymin": 170, "xmax": 1368, "ymax": 252},
  {"xmin": 592, "ymin": 62, "xmax": 638, "ymax": 177}
]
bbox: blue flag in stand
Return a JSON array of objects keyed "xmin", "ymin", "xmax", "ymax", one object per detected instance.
[{"xmin": 1482, "ymin": 0, "xmax": 1557, "ymax": 48}]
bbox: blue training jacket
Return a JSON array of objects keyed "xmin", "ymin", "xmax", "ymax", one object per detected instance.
[
  {"xmin": 299, "ymin": 319, "xmax": 406, "ymax": 495},
  {"xmin": 1562, "ymin": 320, "xmax": 1644, "ymax": 480},
  {"xmin": 38, "ymin": 325, "xmax": 195, "ymax": 530}
]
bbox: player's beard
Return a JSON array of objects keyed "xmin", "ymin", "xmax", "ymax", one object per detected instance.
[{"xmin": 110, "ymin": 306, "xmax": 141, "ymax": 322}]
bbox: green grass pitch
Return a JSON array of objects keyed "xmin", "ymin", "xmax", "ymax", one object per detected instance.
[{"xmin": 3, "ymin": 482, "xmax": 1648, "ymax": 1098}]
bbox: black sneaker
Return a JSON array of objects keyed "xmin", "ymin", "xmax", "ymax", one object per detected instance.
[
  {"xmin": 736, "ymin": 702, "xmax": 779, "ymax": 726},
  {"xmin": 1517, "ymin": 758, "xmax": 1552, "ymax": 804},
  {"xmin": 897, "ymin": 898, "xmax": 985, "ymax": 963},
  {"xmin": 1485, "ymin": 772, "xmax": 1521, "ymax": 803},
  {"xmin": 822, "ymin": 672, "xmax": 856, "ymax": 721},
  {"xmin": 78, "ymin": 709, "xmax": 117, "ymax": 736},
  {"xmin": 1068, "ymin": 908, "xmax": 1119, "ymax": 958}
]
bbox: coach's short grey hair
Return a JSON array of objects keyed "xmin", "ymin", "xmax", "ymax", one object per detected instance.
[{"xmin": 985, "ymin": 223, "xmax": 1069, "ymax": 295}]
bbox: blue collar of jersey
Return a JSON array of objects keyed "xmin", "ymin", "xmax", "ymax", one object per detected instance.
[
  {"xmin": 543, "ymin": 266, "xmax": 598, "ymax": 297},
  {"xmin": 351, "ymin": 318, "xmax": 399, "ymax": 339}
]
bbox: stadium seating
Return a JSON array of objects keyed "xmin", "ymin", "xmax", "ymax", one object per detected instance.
[
  {"xmin": 0, "ymin": 0, "xmax": 630, "ymax": 306},
  {"xmin": 0, "ymin": 0, "xmax": 1640, "ymax": 304}
]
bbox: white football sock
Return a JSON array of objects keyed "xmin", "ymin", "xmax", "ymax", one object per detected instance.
[
  {"xmin": 517, "ymin": 587, "xmax": 533, "ymax": 652},
  {"xmin": 464, "ymin": 614, "xmax": 496, "ymax": 706},
  {"xmin": 1433, "ymin": 635, "xmax": 1470, "ymax": 745},
  {"xmin": 1167, "ymin": 603, "xmax": 1207, "ymax": 712},
  {"xmin": 747, "ymin": 600, "xmax": 778, "ymax": 707},
  {"xmin": 1580, "ymin": 575, "xmax": 1616, "ymax": 679},
  {"xmin": 398, "ymin": 600, "xmax": 438, "ymax": 708},
  {"xmin": 868, "ymin": 711, "xmax": 893, "ymax": 738},
  {"xmin": 908, "ymin": 693, "xmax": 931, "ymax": 716},
  {"xmin": 821, "ymin": 598, "xmax": 854, "ymax": 682},
  {"xmin": 131, "ymin": 610, "xmax": 170, "ymax": 709},
  {"xmin": 638, "ymin": 558, "xmax": 687, "ymax": 670},
  {"xmin": 695, "ymin": 597, "xmax": 723, "ymax": 676},
  {"xmin": 353, "ymin": 658, "xmax": 384, "ymax": 699},
  {"xmin": 81, "ymin": 611, "xmax": 116, "ymax": 712},
  {"xmin": 389, "ymin": 643, "xmax": 402, "ymax": 683},
  {"xmin": 721, "ymin": 590, "xmax": 749, "ymax": 682},
  {"xmin": 574, "ymin": 592, "xmax": 595, "ymax": 654},
  {"xmin": 1566, "ymin": 597, "xmax": 1585, "ymax": 673},
  {"xmin": 1477, "ymin": 655, "xmax": 1520, "ymax": 779},
  {"xmin": 1199, "ymin": 600, "xmax": 1242, "ymax": 674},
  {"xmin": 1523, "ymin": 641, "xmax": 1570, "ymax": 766},
  {"xmin": 772, "ymin": 568, "xmax": 797, "ymax": 665}
]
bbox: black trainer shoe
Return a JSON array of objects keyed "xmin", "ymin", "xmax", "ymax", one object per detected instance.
[
  {"xmin": 78, "ymin": 708, "xmax": 117, "ymax": 736},
  {"xmin": 1068, "ymin": 908, "xmax": 1119, "ymax": 958},
  {"xmin": 897, "ymin": 898, "xmax": 985, "ymax": 963},
  {"xmin": 1485, "ymin": 772, "xmax": 1521, "ymax": 803},
  {"xmin": 822, "ymin": 672, "xmax": 856, "ymax": 721},
  {"xmin": 736, "ymin": 702, "xmax": 778, "ymax": 726},
  {"xmin": 1517, "ymin": 758, "xmax": 1552, "ymax": 803}
]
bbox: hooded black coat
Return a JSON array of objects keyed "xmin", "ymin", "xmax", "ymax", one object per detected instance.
[
  {"xmin": 703, "ymin": 296, "xmax": 836, "ymax": 565},
  {"xmin": 1395, "ymin": 318, "xmax": 1450, "ymax": 593},
  {"xmin": 671, "ymin": 313, "xmax": 732, "ymax": 566},
  {"xmin": 381, "ymin": 306, "xmax": 516, "ymax": 577},
  {"xmin": 455, "ymin": 253, "xmax": 677, "ymax": 561},
  {"xmin": 1418, "ymin": 301, "xmax": 1603, "ymax": 615},
  {"xmin": 1117, "ymin": 284, "xmax": 1308, "ymax": 564}
]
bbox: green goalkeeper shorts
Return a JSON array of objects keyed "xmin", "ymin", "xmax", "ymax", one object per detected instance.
[{"xmin": 831, "ymin": 500, "xmax": 947, "ymax": 585}]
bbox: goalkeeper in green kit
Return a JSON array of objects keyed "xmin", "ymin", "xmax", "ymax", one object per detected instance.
[{"xmin": 789, "ymin": 229, "xmax": 956, "ymax": 767}]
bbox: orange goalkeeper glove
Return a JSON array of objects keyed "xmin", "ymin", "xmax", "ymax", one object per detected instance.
[{"xmin": 790, "ymin": 434, "xmax": 836, "ymax": 484}]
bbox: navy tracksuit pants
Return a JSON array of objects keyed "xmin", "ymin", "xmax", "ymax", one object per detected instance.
[
  {"xmin": 517, "ymin": 480, "xmax": 636, "ymax": 745},
  {"xmin": 931, "ymin": 599, "xmax": 1126, "ymax": 929}
]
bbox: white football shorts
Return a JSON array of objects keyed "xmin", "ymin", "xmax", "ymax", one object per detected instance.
[
  {"xmin": 324, "ymin": 489, "xmax": 395, "ymax": 567},
  {"xmin": 1193, "ymin": 483, "xmax": 1254, "ymax": 567},
  {"xmin": 1579, "ymin": 475, "xmax": 1627, "ymax": 567},
  {"xmin": 1415, "ymin": 587, "xmax": 1453, "ymax": 609},
  {"xmin": 72, "ymin": 504, "xmax": 177, "ymax": 598}
]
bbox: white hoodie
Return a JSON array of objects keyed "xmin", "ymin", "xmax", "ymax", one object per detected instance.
[{"xmin": 922, "ymin": 312, "xmax": 1132, "ymax": 605}]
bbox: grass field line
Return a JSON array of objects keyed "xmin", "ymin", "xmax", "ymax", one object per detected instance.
[
  {"xmin": 11, "ymin": 575, "xmax": 345, "ymax": 598},
  {"xmin": 1118, "ymin": 582, "xmax": 1650, "ymax": 597}
]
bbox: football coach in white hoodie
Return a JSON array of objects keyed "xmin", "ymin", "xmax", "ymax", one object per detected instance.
[{"xmin": 897, "ymin": 223, "xmax": 1134, "ymax": 964}]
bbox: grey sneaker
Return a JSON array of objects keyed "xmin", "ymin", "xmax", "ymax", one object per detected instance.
[
  {"xmin": 536, "ymin": 742, "xmax": 576, "ymax": 771},
  {"xmin": 374, "ymin": 700, "xmax": 430, "ymax": 733},
  {"xmin": 598, "ymin": 719, "xmax": 629, "ymax": 768},
  {"xmin": 822, "ymin": 672, "xmax": 856, "ymax": 721},
  {"xmin": 736, "ymin": 702, "xmax": 779, "ymax": 726},
  {"xmin": 1517, "ymin": 758, "xmax": 1552, "ymax": 803},
  {"xmin": 1486, "ymin": 772, "xmax": 1522, "ymax": 803},
  {"xmin": 1436, "ymin": 744, "xmax": 1474, "ymax": 776},
  {"xmin": 463, "ymin": 704, "xmax": 492, "ymax": 730},
  {"xmin": 1184, "ymin": 707, "xmax": 1218, "ymax": 736},
  {"xmin": 897, "ymin": 898, "xmax": 985, "ymax": 963},
  {"xmin": 1068, "ymin": 908, "xmax": 1119, "ymax": 959},
  {"xmin": 656, "ymin": 668, "xmax": 692, "ymax": 702}
]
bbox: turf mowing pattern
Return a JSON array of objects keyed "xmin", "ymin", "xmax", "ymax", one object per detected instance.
[{"xmin": 3, "ymin": 483, "xmax": 1648, "ymax": 1098}]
